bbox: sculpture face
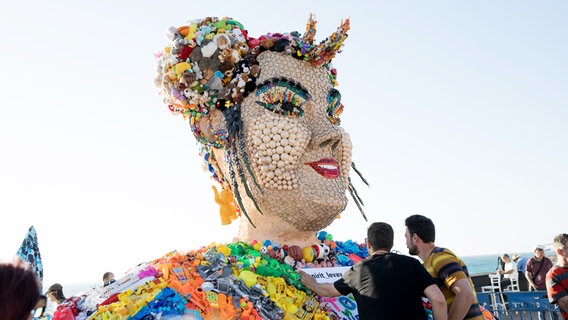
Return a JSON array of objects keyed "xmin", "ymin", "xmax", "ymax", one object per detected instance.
[
  {"xmin": 155, "ymin": 16, "xmax": 358, "ymax": 237},
  {"xmin": 237, "ymin": 51, "xmax": 352, "ymax": 230}
]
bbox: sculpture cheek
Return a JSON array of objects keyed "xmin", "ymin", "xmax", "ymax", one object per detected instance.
[{"xmin": 246, "ymin": 114, "xmax": 308, "ymax": 190}]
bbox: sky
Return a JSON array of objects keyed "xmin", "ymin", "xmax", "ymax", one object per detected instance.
[{"xmin": 1, "ymin": 1, "xmax": 566, "ymax": 289}]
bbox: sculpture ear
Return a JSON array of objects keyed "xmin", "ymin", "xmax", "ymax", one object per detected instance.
[{"xmin": 199, "ymin": 108, "xmax": 227, "ymax": 147}]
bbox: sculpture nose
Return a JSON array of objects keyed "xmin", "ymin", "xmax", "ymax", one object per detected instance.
[{"xmin": 308, "ymin": 123, "xmax": 344, "ymax": 152}]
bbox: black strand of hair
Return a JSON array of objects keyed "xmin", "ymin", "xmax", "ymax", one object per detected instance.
[
  {"xmin": 348, "ymin": 181, "xmax": 368, "ymax": 221},
  {"xmin": 231, "ymin": 141, "xmax": 263, "ymax": 216},
  {"xmin": 351, "ymin": 161, "xmax": 370, "ymax": 186},
  {"xmin": 237, "ymin": 130, "xmax": 263, "ymax": 192},
  {"xmin": 226, "ymin": 148, "xmax": 255, "ymax": 227},
  {"xmin": 348, "ymin": 176, "xmax": 364, "ymax": 206}
]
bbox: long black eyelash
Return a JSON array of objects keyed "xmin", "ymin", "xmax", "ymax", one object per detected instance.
[
  {"xmin": 280, "ymin": 102, "xmax": 304, "ymax": 114},
  {"xmin": 255, "ymin": 101, "xmax": 304, "ymax": 117},
  {"xmin": 256, "ymin": 78, "xmax": 310, "ymax": 98}
]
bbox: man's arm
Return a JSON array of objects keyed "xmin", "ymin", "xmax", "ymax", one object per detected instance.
[
  {"xmin": 447, "ymin": 278, "xmax": 475, "ymax": 320},
  {"xmin": 424, "ymin": 284, "xmax": 448, "ymax": 320},
  {"xmin": 525, "ymin": 260, "xmax": 539, "ymax": 289},
  {"xmin": 525, "ymin": 270, "xmax": 538, "ymax": 289},
  {"xmin": 557, "ymin": 295, "xmax": 568, "ymax": 315},
  {"xmin": 498, "ymin": 265, "xmax": 514, "ymax": 275},
  {"xmin": 298, "ymin": 270, "xmax": 341, "ymax": 297}
]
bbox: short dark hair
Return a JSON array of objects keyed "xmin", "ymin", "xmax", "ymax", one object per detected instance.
[
  {"xmin": 405, "ymin": 214, "xmax": 436, "ymax": 243},
  {"xmin": 46, "ymin": 283, "xmax": 66, "ymax": 302},
  {"xmin": 553, "ymin": 233, "xmax": 568, "ymax": 250},
  {"xmin": 367, "ymin": 222, "xmax": 394, "ymax": 251},
  {"xmin": 103, "ymin": 272, "xmax": 114, "ymax": 282}
]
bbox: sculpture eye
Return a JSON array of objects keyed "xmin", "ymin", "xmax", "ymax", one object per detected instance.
[
  {"xmin": 327, "ymin": 89, "xmax": 343, "ymax": 125},
  {"xmin": 255, "ymin": 78, "xmax": 310, "ymax": 118}
]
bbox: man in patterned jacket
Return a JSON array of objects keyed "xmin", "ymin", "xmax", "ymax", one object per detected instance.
[{"xmin": 405, "ymin": 214, "xmax": 484, "ymax": 320}]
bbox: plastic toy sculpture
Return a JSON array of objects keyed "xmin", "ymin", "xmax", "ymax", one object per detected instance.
[
  {"xmin": 155, "ymin": 14, "xmax": 368, "ymax": 247},
  {"xmin": 49, "ymin": 15, "xmax": 374, "ymax": 320},
  {"xmin": 60, "ymin": 235, "xmax": 369, "ymax": 320}
]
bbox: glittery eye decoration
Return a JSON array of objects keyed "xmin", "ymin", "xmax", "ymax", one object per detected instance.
[
  {"xmin": 255, "ymin": 78, "xmax": 311, "ymax": 118},
  {"xmin": 327, "ymin": 88, "xmax": 343, "ymax": 125}
]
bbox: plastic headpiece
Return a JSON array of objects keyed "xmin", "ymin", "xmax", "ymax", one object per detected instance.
[{"xmin": 154, "ymin": 15, "xmax": 350, "ymax": 148}]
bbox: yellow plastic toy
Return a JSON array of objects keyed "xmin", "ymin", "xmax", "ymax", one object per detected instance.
[
  {"xmin": 238, "ymin": 270, "xmax": 258, "ymax": 288},
  {"xmin": 212, "ymin": 185, "xmax": 237, "ymax": 225},
  {"xmin": 302, "ymin": 246, "xmax": 316, "ymax": 263}
]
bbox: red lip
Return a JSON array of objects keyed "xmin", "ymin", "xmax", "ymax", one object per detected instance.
[{"xmin": 305, "ymin": 158, "xmax": 340, "ymax": 179}]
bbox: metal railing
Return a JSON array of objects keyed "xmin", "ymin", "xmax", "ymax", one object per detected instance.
[{"xmin": 477, "ymin": 291, "xmax": 562, "ymax": 320}]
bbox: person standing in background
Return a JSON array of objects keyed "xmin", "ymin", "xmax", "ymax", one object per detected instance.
[
  {"xmin": 527, "ymin": 245, "xmax": 553, "ymax": 291},
  {"xmin": 405, "ymin": 214, "xmax": 484, "ymax": 320},
  {"xmin": 513, "ymin": 254, "xmax": 529, "ymax": 290},
  {"xmin": 546, "ymin": 233, "xmax": 568, "ymax": 319},
  {"xmin": 103, "ymin": 272, "xmax": 115, "ymax": 287},
  {"xmin": 46, "ymin": 283, "xmax": 66, "ymax": 307},
  {"xmin": 514, "ymin": 254, "xmax": 528, "ymax": 273}
]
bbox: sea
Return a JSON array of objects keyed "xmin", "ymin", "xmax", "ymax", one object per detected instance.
[{"xmin": 462, "ymin": 253, "xmax": 523, "ymax": 275}]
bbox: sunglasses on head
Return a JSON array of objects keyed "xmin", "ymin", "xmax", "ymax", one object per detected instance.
[{"xmin": 104, "ymin": 278, "xmax": 116, "ymax": 286}]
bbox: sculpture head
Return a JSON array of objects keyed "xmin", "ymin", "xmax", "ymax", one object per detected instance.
[{"xmin": 155, "ymin": 15, "xmax": 359, "ymax": 244}]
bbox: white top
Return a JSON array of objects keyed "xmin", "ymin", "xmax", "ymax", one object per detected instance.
[{"xmin": 504, "ymin": 260, "xmax": 518, "ymax": 279}]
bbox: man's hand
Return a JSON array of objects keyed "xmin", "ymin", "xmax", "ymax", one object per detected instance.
[
  {"xmin": 298, "ymin": 270, "xmax": 317, "ymax": 289},
  {"xmin": 298, "ymin": 270, "xmax": 341, "ymax": 297}
]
